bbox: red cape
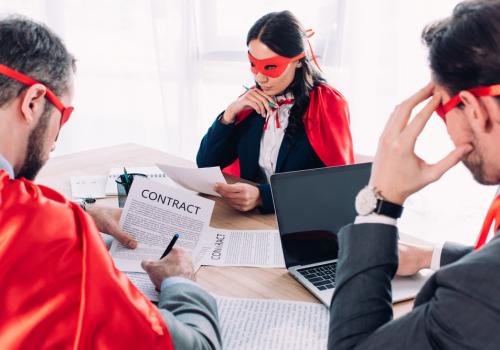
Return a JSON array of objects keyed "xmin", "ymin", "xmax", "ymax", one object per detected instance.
[
  {"xmin": 0, "ymin": 171, "xmax": 173, "ymax": 349},
  {"xmin": 223, "ymin": 83, "xmax": 354, "ymax": 176}
]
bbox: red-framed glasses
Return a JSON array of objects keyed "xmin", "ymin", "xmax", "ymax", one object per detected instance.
[
  {"xmin": 0, "ymin": 63, "xmax": 74, "ymax": 128},
  {"xmin": 436, "ymin": 84, "xmax": 500, "ymax": 123}
]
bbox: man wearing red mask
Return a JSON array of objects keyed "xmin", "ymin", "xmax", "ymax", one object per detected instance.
[
  {"xmin": 0, "ymin": 16, "xmax": 221, "ymax": 349},
  {"xmin": 328, "ymin": 1, "xmax": 500, "ymax": 349}
]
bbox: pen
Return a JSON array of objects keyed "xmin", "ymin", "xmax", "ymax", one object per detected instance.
[
  {"xmin": 243, "ymin": 85, "xmax": 277, "ymax": 108},
  {"xmin": 160, "ymin": 233, "xmax": 180, "ymax": 259},
  {"xmin": 123, "ymin": 167, "xmax": 131, "ymax": 184}
]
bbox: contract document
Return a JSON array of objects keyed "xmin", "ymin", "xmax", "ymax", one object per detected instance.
[
  {"xmin": 156, "ymin": 163, "xmax": 227, "ymax": 197},
  {"xmin": 216, "ymin": 296, "xmax": 329, "ymax": 350},
  {"xmin": 109, "ymin": 177, "xmax": 215, "ymax": 272},
  {"xmin": 200, "ymin": 229, "xmax": 285, "ymax": 268},
  {"xmin": 126, "ymin": 272, "xmax": 159, "ymax": 302}
]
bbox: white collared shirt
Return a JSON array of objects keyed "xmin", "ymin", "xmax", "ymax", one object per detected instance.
[
  {"xmin": 0, "ymin": 153, "xmax": 14, "ymax": 178},
  {"xmin": 258, "ymin": 93, "xmax": 294, "ymax": 183}
]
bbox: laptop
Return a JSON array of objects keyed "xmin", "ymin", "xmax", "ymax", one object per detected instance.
[{"xmin": 270, "ymin": 163, "xmax": 430, "ymax": 307}]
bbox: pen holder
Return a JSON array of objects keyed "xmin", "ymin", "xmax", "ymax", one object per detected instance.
[{"xmin": 115, "ymin": 173, "xmax": 147, "ymax": 208}]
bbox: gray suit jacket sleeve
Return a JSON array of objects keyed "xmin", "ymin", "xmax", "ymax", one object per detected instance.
[
  {"xmin": 440, "ymin": 241, "xmax": 473, "ymax": 267},
  {"xmin": 157, "ymin": 281, "xmax": 222, "ymax": 350},
  {"xmin": 328, "ymin": 223, "xmax": 500, "ymax": 350}
]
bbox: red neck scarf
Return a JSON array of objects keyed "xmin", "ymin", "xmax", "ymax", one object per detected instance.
[{"xmin": 263, "ymin": 96, "xmax": 294, "ymax": 130}]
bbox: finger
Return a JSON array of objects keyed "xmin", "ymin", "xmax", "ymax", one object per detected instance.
[
  {"xmin": 229, "ymin": 203, "xmax": 246, "ymax": 212},
  {"xmin": 386, "ymin": 83, "xmax": 435, "ymax": 132},
  {"xmin": 253, "ymin": 88, "xmax": 275, "ymax": 104},
  {"xmin": 249, "ymin": 93, "xmax": 267, "ymax": 116},
  {"xmin": 218, "ymin": 190, "xmax": 244, "ymax": 199},
  {"xmin": 141, "ymin": 260, "xmax": 153, "ymax": 271},
  {"xmin": 216, "ymin": 187, "xmax": 241, "ymax": 198},
  {"xmin": 229, "ymin": 198, "xmax": 252, "ymax": 206},
  {"xmin": 427, "ymin": 144, "xmax": 474, "ymax": 182},
  {"xmin": 246, "ymin": 94, "xmax": 266, "ymax": 116},
  {"xmin": 214, "ymin": 183, "xmax": 245, "ymax": 193},
  {"xmin": 244, "ymin": 99, "xmax": 263, "ymax": 116},
  {"xmin": 109, "ymin": 226, "xmax": 138, "ymax": 249},
  {"xmin": 251, "ymin": 90, "xmax": 273, "ymax": 115},
  {"xmin": 404, "ymin": 92, "xmax": 442, "ymax": 144}
]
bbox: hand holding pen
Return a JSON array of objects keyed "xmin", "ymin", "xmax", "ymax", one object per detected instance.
[
  {"xmin": 220, "ymin": 85, "xmax": 276, "ymax": 124},
  {"xmin": 160, "ymin": 233, "xmax": 180, "ymax": 259},
  {"xmin": 141, "ymin": 234, "xmax": 196, "ymax": 291}
]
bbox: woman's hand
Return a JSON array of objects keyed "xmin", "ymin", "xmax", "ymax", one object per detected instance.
[
  {"xmin": 213, "ymin": 182, "xmax": 262, "ymax": 211},
  {"xmin": 221, "ymin": 88, "xmax": 275, "ymax": 124},
  {"xmin": 369, "ymin": 82, "xmax": 473, "ymax": 205}
]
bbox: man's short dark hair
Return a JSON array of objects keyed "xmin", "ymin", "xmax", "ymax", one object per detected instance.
[
  {"xmin": 422, "ymin": 0, "xmax": 500, "ymax": 97},
  {"xmin": 0, "ymin": 16, "xmax": 75, "ymax": 108}
]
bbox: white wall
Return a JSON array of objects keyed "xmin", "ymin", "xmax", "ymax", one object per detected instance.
[{"xmin": 1, "ymin": 0, "xmax": 496, "ymax": 244}]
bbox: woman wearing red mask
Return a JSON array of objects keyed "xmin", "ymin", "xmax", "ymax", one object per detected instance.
[{"xmin": 197, "ymin": 10, "xmax": 354, "ymax": 214}]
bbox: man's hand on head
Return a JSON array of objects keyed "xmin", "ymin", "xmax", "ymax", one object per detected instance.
[{"xmin": 369, "ymin": 82, "xmax": 473, "ymax": 205}]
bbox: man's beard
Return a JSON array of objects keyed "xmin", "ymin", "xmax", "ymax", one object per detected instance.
[
  {"xmin": 462, "ymin": 136, "xmax": 499, "ymax": 186},
  {"xmin": 16, "ymin": 109, "xmax": 51, "ymax": 181}
]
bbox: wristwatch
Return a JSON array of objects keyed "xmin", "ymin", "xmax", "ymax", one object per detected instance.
[
  {"xmin": 355, "ymin": 186, "xmax": 404, "ymax": 219},
  {"xmin": 76, "ymin": 197, "xmax": 96, "ymax": 212}
]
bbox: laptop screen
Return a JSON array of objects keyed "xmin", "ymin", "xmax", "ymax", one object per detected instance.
[{"xmin": 270, "ymin": 163, "xmax": 372, "ymax": 268}]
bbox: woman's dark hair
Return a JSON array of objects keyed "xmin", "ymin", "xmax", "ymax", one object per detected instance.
[
  {"xmin": 422, "ymin": 0, "xmax": 500, "ymax": 101},
  {"xmin": 247, "ymin": 11, "xmax": 325, "ymax": 141}
]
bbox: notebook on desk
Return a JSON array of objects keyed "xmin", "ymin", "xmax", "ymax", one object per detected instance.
[{"xmin": 104, "ymin": 166, "xmax": 175, "ymax": 195}]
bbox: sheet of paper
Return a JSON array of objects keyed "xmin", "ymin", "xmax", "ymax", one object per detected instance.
[
  {"xmin": 156, "ymin": 163, "xmax": 227, "ymax": 197},
  {"xmin": 105, "ymin": 166, "xmax": 183, "ymax": 195},
  {"xmin": 200, "ymin": 229, "xmax": 286, "ymax": 268},
  {"xmin": 109, "ymin": 176, "xmax": 215, "ymax": 272},
  {"xmin": 216, "ymin": 296, "xmax": 329, "ymax": 350},
  {"xmin": 126, "ymin": 272, "xmax": 159, "ymax": 302},
  {"xmin": 70, "ymin": 175, "xmax": 107, "ymax": 199}
]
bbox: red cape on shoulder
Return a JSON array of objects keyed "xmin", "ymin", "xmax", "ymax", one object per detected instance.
[
  {"xmin": 0, "ymin": 171, "xmax": 173, "ymax": 349},
  {"xmin": 223, "ymin": 84, "xmax": 354, "ymax": 177}
]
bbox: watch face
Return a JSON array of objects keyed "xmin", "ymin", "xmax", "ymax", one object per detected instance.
[{"xmin": 355, "ymin": 187, "xmax": 378, "ymax": 216}]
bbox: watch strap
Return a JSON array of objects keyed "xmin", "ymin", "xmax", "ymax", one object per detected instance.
[{"xmin": 374, "ymin": 198, "xmax": 404, "ymax": 219}]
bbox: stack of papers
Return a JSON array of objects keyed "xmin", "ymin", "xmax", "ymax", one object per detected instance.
[
  {"xmin": 104, "ymin": 166, "xmax": 180, "ymax": 195},
  {"xmin": 216, "ymin": 296, "xmax": 329, "ymax": 350},
  {"xmin": 156, "ymin": 163, "xmax": 227, "ymax": 197},
  {"xmin": 199, "ymin": 229, "xmax": 285, "ymax": 268},
  {"xmin": 109, "ymin": 177, "xmax": 215, "ymax": 273},
  {"xmin": 70, "ymin": 175, "xmax": 107, "ymax": 199},
  {"xmin": 71, "ymin": 164, "xmax": 227, "ymax": 199}
]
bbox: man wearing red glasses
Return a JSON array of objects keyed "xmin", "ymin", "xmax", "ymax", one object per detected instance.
[
  {"xmin": 328, "ymin": 0, "xmax": 500, "ymax": 349},
  {"xmin": 0, "ymin": 17, "xmax": 221, "ymax": 349}
]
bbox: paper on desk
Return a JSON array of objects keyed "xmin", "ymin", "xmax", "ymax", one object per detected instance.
[
  {"xmin": 70, "ymin": 175, "xmax": 107, "ymax": 199},
  {"xmin": 126, "ymin": 272, "xmax": 159, "ymax": 302},
  {"xmin": 216, "ymin": 296, "xmax": 329, "ymax": 350},
  {"xmin": 200, "ymin": 229, "xmax": 286, "ymax": 268},
  {"xmin": 104, "ymin": 166, "xmax": 183, "ymax": 195},
  {"xmin": 109, "ymin": 176, "xmax": 215, "ymax": 273},
  {"xmin": 156, "ymin": 163, "xmax": 226, "ymax": 197}
]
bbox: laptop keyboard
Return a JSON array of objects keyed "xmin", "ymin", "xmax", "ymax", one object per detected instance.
[{"xmin": 297, "ymin": 262, "xmax": 337, "ymax": 291}]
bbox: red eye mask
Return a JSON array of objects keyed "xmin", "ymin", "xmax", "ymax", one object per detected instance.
[
  {"xmin": 435, "ymin": 84, "xmax": 500, "ymax": 123},
  {"xmin": 248, "ymin": 51, "xmax": 306, "ymax": 78}
]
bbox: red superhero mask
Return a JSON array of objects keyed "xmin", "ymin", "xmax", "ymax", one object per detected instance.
[
  {"xmin": 436, "ymin": 84, "xmax": 500, "ymax": 123},
  {"xmin": 247, "ymin": 29, "xmax": 322, "ymax": 79},
  {"xmin": 0, "ymin": 63, "xmax": 74, "ymax": 129},
  {"xmin": 248, "ymin": 51, "xmax": 306, "ymax": 78}
]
